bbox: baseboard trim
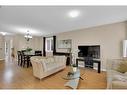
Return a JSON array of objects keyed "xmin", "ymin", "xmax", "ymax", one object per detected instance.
[
  {"xmin": 78, "ymin": 65, "xmax": 106, "ymax": 71},
  {"xmin": 93, "ymin": 67, "xmax": 106, "ymax": 71}
]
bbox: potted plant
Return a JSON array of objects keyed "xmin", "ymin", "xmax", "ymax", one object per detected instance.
[{"xmin": 26, "ymin": 47, "xmax": 32, "ymax": 52}]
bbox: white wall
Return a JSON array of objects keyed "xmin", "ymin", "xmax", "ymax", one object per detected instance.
[
  {"xmin": 13, "ymin": 35, "xmax": 42, "ymax": 57},
  {"xmin": 55, "ymin": 22, "xmax": 127, "ymax": 70},
  {"xmin": 0, "ymin": 34, "xmax": 43, "ymax": 60}
]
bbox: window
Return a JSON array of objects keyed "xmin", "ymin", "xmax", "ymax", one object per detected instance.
[{"xmin": 45, "ymin": 37, "xmax": 53, "ymax": 52}]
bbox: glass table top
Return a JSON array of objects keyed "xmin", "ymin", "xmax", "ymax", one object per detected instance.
[{"xmin": 62, "ymin": 68, "xmax": 80, "ymax": 80}]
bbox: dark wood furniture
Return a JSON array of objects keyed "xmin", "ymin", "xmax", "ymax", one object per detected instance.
[
  {"xmin": 76, "ymin": 57, "xmax": 101, "ymax": 73},
  {"xmin": 17, "ymin": 51, "xmax": 36, "ymax": 68},
  {"xmin": 53, "ymin": 36, "xmax": 56, "ymax": 55},
  {"xmin": 22, "ymin": 53, "xmax": 29, "ymax": 68},
  {"xmin": 35, "ymin": 51, "xmax": 42, "ymax": 56},
  {"xmin": 43, "ymin": 37, "xmax": 46, "ymax": 56},
  {"xmin": 83, "ymin": 57, "xmax": 94, "ymax": 68},
  {"xmin": 17, "ymin": 51, "xmax": 22, "ymax": 66},
  {"xmin": 23, "ymin": 53, "xmax": 35, "ymax": 68}
]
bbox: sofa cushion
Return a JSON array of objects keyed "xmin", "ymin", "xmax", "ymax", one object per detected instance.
[
  {"xmin": 116, "ymin": 61, "xmax": 127, "ymax": 73},
  {"xmin": 113, "ymin": 74, "xmax": 127, "ymax": 82},
  {"xmin": 45, "ymin": 63, "xmax": 60, "ymax": 71},
  {"xmin": 47, "ymin": 57, "xmax": 55, "ymax": 64},
  {"xmin": 112, "ymin": 80, "xmax": 127, "ymax": 89}
]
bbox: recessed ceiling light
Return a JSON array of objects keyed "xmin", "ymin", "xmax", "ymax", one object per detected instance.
[
  {"xmin": 0, "ymin": 32, "xmax": 6, "ymax": 36},
  {"xmin": 68, "ymin": 10, "xmax": 80, "ymax": 18}
]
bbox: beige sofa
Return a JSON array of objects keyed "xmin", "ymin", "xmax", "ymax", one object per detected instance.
[
  {"xmin": 30, "ymin": 56, "xmax": 67, "ymax": 79},
  {"xmin": 107, "ymin": 59, "xmax": 127, "ymax": 89}
]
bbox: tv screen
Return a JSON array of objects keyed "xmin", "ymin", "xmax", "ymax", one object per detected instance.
[{"xmin": 78, "ymin": 45, "xmax": 100, "ymax": 58}]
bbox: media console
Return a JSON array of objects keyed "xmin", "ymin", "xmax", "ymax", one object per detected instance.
[{"xmin": 76, "ymin": 57, "xmax": 101, "ymax": 73}]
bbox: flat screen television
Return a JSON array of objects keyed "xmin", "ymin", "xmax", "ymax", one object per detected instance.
[{"xmin": 78, "ymin": 45, "xmax": 100, "ymax": 59}]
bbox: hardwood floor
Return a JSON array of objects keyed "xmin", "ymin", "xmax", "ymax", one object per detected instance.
[{"xmin": 0, "ymin": 59, "xmax": 107, "ymax": 89}]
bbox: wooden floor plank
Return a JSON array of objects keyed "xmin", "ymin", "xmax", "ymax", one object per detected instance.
[{"xmin": 0, "ymin": 60, "xmax": 107, "ymax": 89}]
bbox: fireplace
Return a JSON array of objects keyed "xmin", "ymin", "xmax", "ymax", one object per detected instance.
[{"xmin": 78, "ymin": 45, "xmax": 100, "ymax": 68}]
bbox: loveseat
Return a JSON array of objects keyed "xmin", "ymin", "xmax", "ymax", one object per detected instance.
[
  {"xmin": 30, "ymin": 56, "xmax": 67, "ymax": 79},
  {"xmin": 107, "ymin": 59, "xmax": 127, "ymax": 89}
]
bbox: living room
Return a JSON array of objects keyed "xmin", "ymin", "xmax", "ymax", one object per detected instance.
[{"xmin": 1, "ymin": 4, "xmax": 127, "ymax": 93}]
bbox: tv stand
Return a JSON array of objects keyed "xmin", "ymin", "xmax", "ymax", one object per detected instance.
[{"xmin": 76, "ymin": 58, "xmax": 101, "ymax": 73}]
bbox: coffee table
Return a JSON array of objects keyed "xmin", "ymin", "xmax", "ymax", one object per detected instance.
[{"xmin": 63, "ymin": 68, "xmax": 81, "ymax": 89}]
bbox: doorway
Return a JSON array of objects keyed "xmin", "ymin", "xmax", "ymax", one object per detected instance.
[
  {"xmin": 5, "ymin": 36, "xmax": 13, "ymax": 63},
  {"xmin": 0, "ymin": 35, "xmax": 5, "ymax": 60}
]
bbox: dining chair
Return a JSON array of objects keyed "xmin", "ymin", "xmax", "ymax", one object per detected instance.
[
  {"xmin": 17, "ymin": 51, "xmax": 22, "ymax": 66},
  {"xmin": 35, "ymin": 51, "xmax": 42, "ymax": 56},
  {"xmin": 21, "ymin": 52, "xmax": 29, "ymax": 68}
]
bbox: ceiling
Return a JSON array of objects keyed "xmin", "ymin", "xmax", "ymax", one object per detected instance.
[{"xmin": 1, "ymin": 6, "xmax": 127, "ymax": 36}]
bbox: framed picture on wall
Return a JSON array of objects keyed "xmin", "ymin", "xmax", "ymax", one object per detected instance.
[{"xmin": 58, "ymin": 39, "xmax": 72, "ymax": 49}]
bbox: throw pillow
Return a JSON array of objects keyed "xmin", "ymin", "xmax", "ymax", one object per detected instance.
[{"xmin": 116, "ymin": 61, "xmax": 127, "ymax": 73}]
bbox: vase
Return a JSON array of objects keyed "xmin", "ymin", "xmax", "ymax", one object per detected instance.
[{"xmin": 72, "ymin": 67, "xmax": 77, "ymax": 72}]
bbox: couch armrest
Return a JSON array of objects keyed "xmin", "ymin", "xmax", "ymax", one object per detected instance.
[
  {"xmin": 107, "ymin": 59, "xmax": 127, "ymax": 89},
  {"xmin": 30, "ymin": 56, "xmax": 47, "ymax": 72}
]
